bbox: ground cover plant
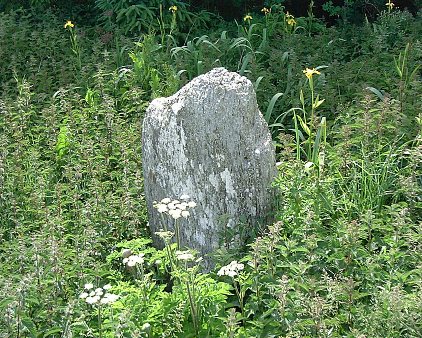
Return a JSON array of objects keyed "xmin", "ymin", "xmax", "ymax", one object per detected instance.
[{"xmin": 0, "ymin": 1, "xmax": 421, "ymax": 337}]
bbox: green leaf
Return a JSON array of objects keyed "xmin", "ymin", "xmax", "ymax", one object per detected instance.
[
  {"xmin": 296, "ymin": 115, "xmax": 311, "ymax": 136},
  {"xmin": 366, "ymin": 86, "xmax": 384, "ymax": 100},
  {"xmin": 265, "ymin": 92, "xmax": 283, "ymax": 123}
]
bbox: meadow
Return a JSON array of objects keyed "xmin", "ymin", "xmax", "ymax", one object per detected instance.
[{"xmin": 0, "ymin": 1, "xmax": 421, "ymax": 337}]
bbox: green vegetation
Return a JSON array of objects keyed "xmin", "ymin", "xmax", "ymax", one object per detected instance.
[{"xmin": 0, "ymin": 2, "xmax": 421, "ymax": 337}]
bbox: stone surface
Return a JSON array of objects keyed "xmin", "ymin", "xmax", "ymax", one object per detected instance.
[{"xmin": 142, "ymin": 67, "xmax": 277, "ymax": 264}]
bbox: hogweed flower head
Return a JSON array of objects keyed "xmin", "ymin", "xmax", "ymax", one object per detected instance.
[
  {"xmin": 153, "ymin": 196, "xmax": 197, "ymax": 219},
  {"xmin": 123, "ymin": 254, "xmax": 145, "ymax": 267},
  {"xmin": 155, "ymin": 230, "xmax": 174, "ymax": 241},
  {"xmin": 217, "ymin": 260, "xmax": 245, "ymax": 277},
  {"xmin": 84, "ymin": 283, "xmax": 94, "ymax": 290},
  {"xmin": 175, "ymin": 250, "xmax": 195, "ymax": 261},
  {"xmin": 80, "ymin": 284, "xmax": 119, "ymax": 306}
]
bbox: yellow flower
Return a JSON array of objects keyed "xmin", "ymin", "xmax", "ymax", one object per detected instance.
[
  {"xmin": 303, "ymin": 68, "xmax": 321, "ymax": 79},
  {"xmin": 385, "ymin": 0, "xmax": 395, "ymax": 10},
  {"xmin": 169, "ymin": 5, "xmax": 178, "ymax": 13},
  {"xmin": 285, "ymin": 12, "xmax": 296, "ymax": 26},
  {"xmin": 244, "ymin": 14, "xmax": 253, "ymax": 22},
  {"xmin": 287, "ymin": 18, "xmax": 296, "ymax": 26},
  {"xmin": 261, "ymin": 7, "xmax": 270, "ymax": 15},
  {"xmin": 64, "ymin": 20, "xmax": 74, "ymax": 29}
]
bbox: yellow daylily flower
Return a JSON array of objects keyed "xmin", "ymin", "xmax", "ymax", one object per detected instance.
[
  {"xmin": 386, "ymin": 0, "xmax": 395, "ymax": 10},
  {"xmin": 261, "ymin": 7, "xmax": 271, "ymax": 15},
  {"xmin": 285, "ymin": 12, "xmax": 296, "ymax": 26},
  {"xmin": 303, "ymin": 68, "xmax": 321, "ymax": 79},
  {"xmin": 287, "ymin": 17, "xmax": 296, "ymax": 26},
  {"xmin": 169, "ymin": 5, "xmax": 178, "ymax": 13},
  {"xmin": 64, "ymin": 20, "xmax": 74, "ymax": 29},
  {"xmin": 244, "ymin": 14, "xmax": 253, "ymax": 22}
]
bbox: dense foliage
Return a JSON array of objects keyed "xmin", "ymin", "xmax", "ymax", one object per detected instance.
[{"xmin": 0, "ymin": 2, "xmax": 421, "ymax": 337}]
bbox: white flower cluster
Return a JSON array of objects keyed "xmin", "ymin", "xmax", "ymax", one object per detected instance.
[
  {"xmin": 155, "ymin": 230, "xmax": 174, "ymax": 241},
  {"xmin": 79, "ymin": 283, "xmax": 119, "ymax": 305},
  {"xmin": 217, "ymin": 261, "xmax": 245, "ymax": 277},
  {"xmin": 175, "ymin": 250, "xmax": 195, "ymax": 261},
  {"xmin": 153, "ymin": 195, "xmax": 197, "ymax": 220},
  {"xmin": 123, "ymin": 253, "xmax": 145, "ymax": 267}
]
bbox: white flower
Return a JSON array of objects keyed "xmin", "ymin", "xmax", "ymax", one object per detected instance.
[
  {"xmin": 89, "ymin": 291, "xmax": 96, "ymax": 297},
  {"xmin": 100, "ymin": 293, "xmax": 119, "ymax": 304},
  {"xmin": 178, "ymin": 202, "xmax": 188, "ymax": 210},
  {"xmin": 175, "ymin": 250, "xmax": 195, "ymax": 261},
  {"xmin": 181, "ymin": 210, "xmax": 190, "ymax": 218},
  {"xmin": 161, "ymin": 198, "xmax": 171, "ymax": 204},
  {"xmin": 155, "ymin": 230, "xmax": 174, "ymax": 241},
  {"xmin": 168, "ymin": 202, "xmax": 176, "ymax": 210},
  {"xmin": 155, "ymin": 259, "xmax": 162, "ymax": 265},
  {"xmin": 79, "ymin": 292, "xmax": 89, "ymax": 299},
  {"xmin": 95, "ymin": 288, "xmax": 104, "ymax": 296},
  {"xmin": 123, "ymin": 254, "xmax": 145, "ymax": 267},
  {"xmin": 169, "ymin": 208, "xmax": 182, "ymax": 219},
  {"xmin": 86, "ymin": 296, "xmax": 99, "ymax": 304},
  {"xmin": 103, "ymin": 284, "xmax": 112, "ymax": 290},
  {"xmin": 217, "ymin": 260, "xmax": 244, "ymax": 277},
  {"xmin": 187, "ymin": 201, "xmax": 197, "ymax": 208},
  {"xmin": 180, "ymin": 194, "xmax": 190, "ymax": 200},
  {"xmin": 155, "ymin": 203, "xmax": 168, "ymax": 213},
  {"xmin": 106, "ymin": 293, "xmax": 119, "ymax": 303},
  {"xmin": 84, "ymin": 283, "xmax": 94, "ymax": 290}
]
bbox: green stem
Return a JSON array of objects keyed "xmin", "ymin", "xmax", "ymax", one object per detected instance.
[
  {"xmin": 186, "ymin": 279, "xmax": 198, "ymax": 335},
  {"xmin": 98, "ymin": 305, "xmax": 102, "ymax": 338},
  {"xmin": 233, "ymin": 279, "xmax": 244, "ymax": 325},
  {"xmin": 309, "ymin": 77, "xmax": 315, "ymax": 159}
]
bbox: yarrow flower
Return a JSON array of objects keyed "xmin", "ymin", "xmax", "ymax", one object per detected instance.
[
  {"xmin": 175, "ymin": 250, "xmax": 195, "ymax": 261},
  {"xmin": 153, "ymin": 196, "xmax": 197, "ymax": 219},
  {"xmin": 64, "ymin": 20, "xmax": 74, "ymax": 29},
  {"xmin": 123, "ymin": 254, "xmax": 145, "ymax": 267},
  {"xmin": 243, "ymin": 14, "xmax": 253, "ymax": 22},
  {"xmin": 79, "ymin": 284, "xmax": 119, "ymax": 306},
  {"xmin": 169, "ymin": 5, "xmax": 177, "ymax": 13},
  {"xmin": 217, "ymin": 260, "xmax": 245, "ymax": 277},
  {"xmin": 155, "ymin": 230, "xmax": 175, "ymax": 241},
  {"xmin": 303, "ymin": 67, "xmax": 321, "ymax": 80},
  {"xmin": 261, "ymin": 7, "xmax": 270, "ymax": 15},
  {"xmin": 84, "ymin": 283, "xmax": 94, "ymax": 290}
]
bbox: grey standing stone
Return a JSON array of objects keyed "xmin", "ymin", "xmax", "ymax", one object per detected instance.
[{"xmin": 142, "ymin": 67, "xmax": 277, "ymax": 265}]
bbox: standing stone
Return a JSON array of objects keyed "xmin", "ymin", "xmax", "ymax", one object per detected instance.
[{"xmin": 142, "ymin": 67, "xmax": 277, "ymax": 264}]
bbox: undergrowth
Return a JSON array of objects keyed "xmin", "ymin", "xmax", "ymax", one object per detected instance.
[{"xmin": 0, "ymin": 3, "xmax": 421, "ymax": 337}]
